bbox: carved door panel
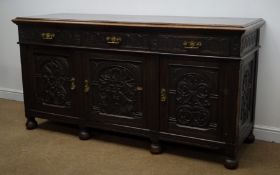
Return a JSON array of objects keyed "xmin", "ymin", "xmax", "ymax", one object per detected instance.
[
  {"xmin": 239, "ymin": 55, "xmax": 257, "ymax": 136},
  {"xmin": 160, "ymin": 56, "xmax": 223, "ymax": 141},
  {"xmin": 27, "ymin": 47, "xmax": 80, "ymax": 118},
  {"xmin": 84, "ymin": 51, "xmax": 149, "ymax": 128}
]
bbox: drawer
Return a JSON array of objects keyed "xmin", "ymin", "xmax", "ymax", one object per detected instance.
[
  {"xmin": 152, "ymin": 34, "xmax": 230, "ymax": 56},
  {"xmin": 82, "ymin": 31, "xmax": 150, "ymax": 50},
  {"xmin": 18, "ymin": 26, "xmax": 81, "ymax": 45}
]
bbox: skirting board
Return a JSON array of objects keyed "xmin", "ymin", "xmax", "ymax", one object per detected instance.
[
  {"xmin": 0, "ymin": 87, "xmax": 23, "ymax": 101},
  {"xmin": 0, "ymin": 87, "xmax": 279, "ymax": 143},
  {"xmin": 254, "ymin": 125, "xmax": 280, "ymax": 143}
]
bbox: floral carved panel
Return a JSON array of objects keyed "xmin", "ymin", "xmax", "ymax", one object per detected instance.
[
  {"xmin": 35, "ymin": 55, "xmax": 72, "ymax": 108},
  {"xmin": 168, "ymin": 65, "xmax": 219, "ymax": 129},
  {"xmin": 175, "ymin": 73, "xmax": 212, "ymax": 127},
  {"xmin": 90, "ymin": 59, "xmax": 143, "ymax": 119}
]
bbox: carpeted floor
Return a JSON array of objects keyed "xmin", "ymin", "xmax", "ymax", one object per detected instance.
[{"xmin": 0, "ymin": 99, "xmax": 280, "ymax": 175}]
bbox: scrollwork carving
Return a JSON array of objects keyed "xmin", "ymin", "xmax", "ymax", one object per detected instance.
[
  {"xmin": 241, "ymin": 31, "xmax": 257, "ymax": 55},
  {"xmin": 93, "ymin": 63, "xmax": 142, "ymax": 118},
  {"xmin": 175, "ymin": 73, "xmax": 212, "ymax": 127},
  {"xmin": 240, "ymin": 61, "xmax": 254, "ymax": 124},
  {"xmin": 36, "ymin": 55, "xmax": 72, "ymax": 107}
]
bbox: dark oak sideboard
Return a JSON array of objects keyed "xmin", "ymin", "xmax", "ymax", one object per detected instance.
[{"xmin": 12, "ymin": 14, "xmax": 264, "ymax": 169}]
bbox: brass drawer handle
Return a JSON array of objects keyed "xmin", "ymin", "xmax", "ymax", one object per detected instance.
[
  {"xmin": 183, "ymin": 41, "xmax": 202, "ymax": 49},
  {"xmin": 70, "ymin": 77, "xmax": 76, "ymax": 90},
  {"xmin": 41, "ymin": 32, "xmax": 55, "ymax": 40},
  {"xmin": 84, "ymin": 80, "xmax": 90, "ymax": 93},
  {"xmin": 106, "ymin": 36, "xmax": 122, "ymax": 45},
  {"xmin": 160, "ymin": 88, "xmax": 167, "ymax": 102}
]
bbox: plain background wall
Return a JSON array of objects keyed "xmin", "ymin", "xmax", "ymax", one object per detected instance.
[{"xmin": 0, "ymin": 0, "xmax": 280, "ymax": 142}]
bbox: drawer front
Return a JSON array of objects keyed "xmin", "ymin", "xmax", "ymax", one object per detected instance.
[
  {"xmin": 19, "ymin": 26, "xmax": 231, "ymax": 57},
  {"xmin": 153, "ymin": 34, "xmax": 230, "ymax": 56},
  {"xmin": 83, "ymin": 30, "xmax": 150, "ymax": 50},
  {"xmin": 18, "ymin": 26, "xmax": 81, "ymax": 45}
]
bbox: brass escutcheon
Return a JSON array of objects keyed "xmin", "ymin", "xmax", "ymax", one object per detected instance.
[
  {"xmin": 84, "ymin": 80, "xmax": 90, "ymax": 93},
  {"xmin": 41, "ymin": 32, "xmax": 55, "ymax": 40},
  {"xmin": 160, "ymin": 88, "xmax": 167, "ymax": 102},
  {"xmin": 70, "ymin": 77, "xmax": 76, "ymax": 90},
  {"xmin": 183, "ymin": 40, "xmax": 202, "ymax": 49},
  {"xmin": 106, "ymin": 36, "xmax": 122, "ymax": 45}
]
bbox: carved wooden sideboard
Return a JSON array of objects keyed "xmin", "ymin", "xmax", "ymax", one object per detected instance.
[{"xmin": 12, "ymin": 14, "xmax": 264, "ymax": 169}]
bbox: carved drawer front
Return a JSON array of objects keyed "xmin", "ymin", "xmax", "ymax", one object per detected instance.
[
  {"xmin": 84, "ymin": 52, "xmax": 147, "ymax": 128},
  {"xmin": 19, "ymin": 26, "xmax": 81, "ymax": 45},
  {"xmin": 83, "ymin": 30, "xmax": 150, "ymax": 51},
  {"xmin": 153, "ymin": 34, "xmax": 230, "ymax": 56},
  {"xmin": 160, "ymin": 57, "xmax": 223, "ymax": 141},
  {"xmin": 27, "ymin": 47, "xmax": 80, "ymax": 118}
]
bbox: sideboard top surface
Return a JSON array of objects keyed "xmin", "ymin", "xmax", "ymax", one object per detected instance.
[{"xmin": 12, "ymin": 13, "xmax": 264, "ymax": 31}]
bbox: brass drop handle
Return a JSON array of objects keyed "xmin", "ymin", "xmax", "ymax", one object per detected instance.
[
  {"xmin": 41, "ymin": 32, "xmax": 55, "ymax": 40},
  {"xmin": 160, "ymin": 88, "xmax": 167, "ymax": 102},
  {"xmin": 70, "ymin": 77, "xmax": 76, "ymax": 90},
  {"xmin": 183, "ymin": 40, "xmax": 202, "ymax": 49},
  {"xmin": 84, "ymin": 80, "xmax": 90, "ymax": 93},
  {"xmin": 106, "ymin": 36, "xmax": 122, "ymax": 45}
]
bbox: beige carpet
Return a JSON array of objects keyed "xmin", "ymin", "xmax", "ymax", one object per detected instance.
[{"xmin": 0, "ymin": 99, "xmax": 280, "ymax": 175}]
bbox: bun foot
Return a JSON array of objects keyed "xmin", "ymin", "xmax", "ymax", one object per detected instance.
[
  {"xmin": 224, "ymin": 157, "xmax": 238, "ymax": 169},
  {"xmin": 26, "ymin": 119, "xmax": 38, "ymax": 130},
  {"xmin": 150, "ymin": 143, "xmax": 162, "ymax": 154},
  {"xmin": 244, "ymin": 132, "xmax": 255, "ymax": 144},
  {"xmin": 79, "ymin": 128, "xmax": 91, "ymax": 140}
]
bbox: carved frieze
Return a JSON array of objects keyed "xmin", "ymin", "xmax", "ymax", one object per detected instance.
[
  {"xmin": 154, "ymin": 35, "xmax": 230, "ymax": 56},
  {"xmin": 19, "ymin": 26, "xmax": 81, "ymax": 45},
  {"xmin": 241, "ymin": 31, "xmax": 258, "ymax": 55},
  {"xmin": 83, "ymin": 31, "xmax": 150, "ymax": 50}
]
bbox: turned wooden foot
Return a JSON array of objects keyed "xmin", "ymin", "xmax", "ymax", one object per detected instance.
[
  {"xmin": 79, "ymin": 128, "xmax": 91, "ymax": 140},
  {"xmin": 244, "ymin": 132, "xmax": 255, "ymax": 144},
  {"xmin": 224, "ymin": 157, "xmax": 239, "ymax": 169},
  {"xmin": 150, "ymin": 142, "xmax": 162, "ymax": 154},
  {"xmin": 25, "ymin": 119, "xmax": 38, "ymax": 130}
]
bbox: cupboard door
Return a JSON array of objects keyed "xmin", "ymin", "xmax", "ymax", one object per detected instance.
[
  {"xmin": 84, "ymin": 51, "xmax": 149, "ymax": 128},
  {"xmin": 26, "ymin": 47, "xmax": 80, "ymax": 118},
  {"xmin": 160, "ymin": 56, "xmax": 223, "ymax": 141}
]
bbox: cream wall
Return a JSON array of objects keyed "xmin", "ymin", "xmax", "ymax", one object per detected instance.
[{"xmin": 0, "ymin": 0, "xmax": 279, "ymax": 142}]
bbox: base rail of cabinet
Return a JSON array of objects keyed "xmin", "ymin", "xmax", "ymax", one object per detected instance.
[{"xmin": 25, "ymin": 115, "xmax": 251, "ymax": 170}]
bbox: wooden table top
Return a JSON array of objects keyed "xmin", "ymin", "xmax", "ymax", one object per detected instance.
[{"xmin": 12, "ymin": 13, "xmax": 265, "ymax": 30}]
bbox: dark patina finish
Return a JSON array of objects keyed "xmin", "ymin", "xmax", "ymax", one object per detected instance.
[{"xmin": 13, "ymin": 13, "xmax": 264, "ymax": 169}]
